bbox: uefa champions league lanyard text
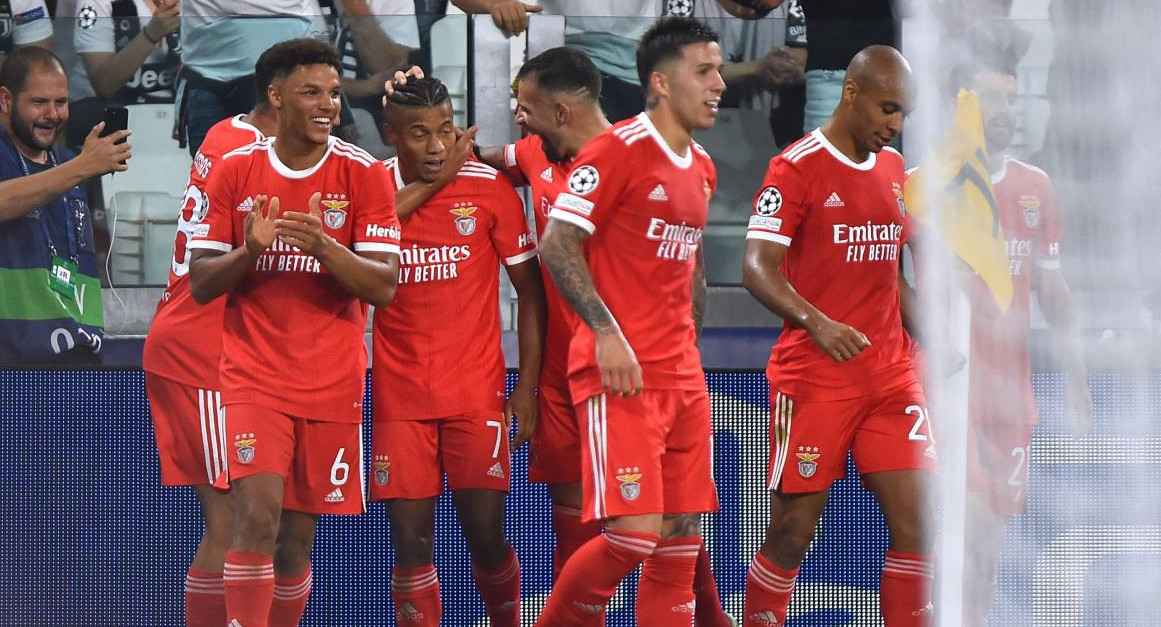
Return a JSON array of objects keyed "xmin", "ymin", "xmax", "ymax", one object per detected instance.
[{"xmin": 20, "ymin": 149, "xmax": 86, "ymax": 300}]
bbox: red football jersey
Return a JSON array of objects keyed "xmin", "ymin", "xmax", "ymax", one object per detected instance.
[
  {"xmin": 144, "ymin": 115, "xmax": 264, "ymax": 386},
  {"xmin": 372, "ymin": 158, "xmax": 537, "ymax": 420},
  {"xmin": 549, "ymin": 113, "xmax": 716, "ymax": 400},
  {"xmin": 967, "ymin": 157, "xmax": 1062, "ymax": 424},
  {"xmin": 504, "ymin": 134, "xmax": 575, "ymax": 390},
  {"xmin": 747, "ymin": 129, "xmax": 912, "ymax": 400},
  {"xmin": 188, "ymin": 136, "xmax": 402, "ymax": 423}
]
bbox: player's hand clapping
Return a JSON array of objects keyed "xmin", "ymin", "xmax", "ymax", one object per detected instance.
[
  {"xmin": 808, "ymin": 316, "xmax": 871, "ymax": 362},
  {"xmin": 78, "ymin": 122, "xmax": 132, "ymax": 177},
  {"xmin": 507, "ymin": 379, "xmax": 538, "ymax": 449},
  {"xmin": 276, "ymin": 192, "xmax": 334, "ymax": 256},
  {"xmin": 244, "ymin": 194, "xmax": 279, "ymax": 257},
  {"xmin": 594, "ymin": 326, "xmax": 643, "ymax": 396}
]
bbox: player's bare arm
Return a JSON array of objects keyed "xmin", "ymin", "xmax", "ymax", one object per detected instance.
[
  {"xmin": 504, "ymin": 258, "xmax": 547, "ymax": 449},
  {"xmin": 742, "ymin": 237, "xmax": 871, "ymax": 362},
  {"xmin": 541, "ymin": 218, "xmax": 643, "ymax": 396},
  {"xmin": 1035, "ymin": 268, "xmax": 1093, "ymax": 436},
  {"xmin": 275, "ymin": 192, "xmax": 399, "ymax": 308},
  {"xmin": 692, "ymin": 243, "xmax": 708, "ymax": 340},
  {"xmin": 395, "ymin": 126, "xmax": 478, "ymax": 221},
  {"xmin": 189, "ymin": 193, "xmax": 279, "ymax": 304}
]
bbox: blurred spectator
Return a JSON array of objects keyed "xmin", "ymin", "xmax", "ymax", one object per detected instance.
[
  {"xmin": 699, "ymin": 0, "xmax": 804, "ymax": 129},
  {"xmin": 536, "ymin": 0, "xmax": 665, "ymax": 122},
  {"xmin": 452, "ymin": 0, "xmax": 541, "ymax": 37},
  {"xmin": 0, "ymin": 47, "xmax": 130, "ymax": 365},
  {"xmin": 177, "ymin": 0, "xmax": 318, "ymax": 156},
  {"xmin": 0, "ymin": 1, "xmax": 53, "ymax": 70},
  {"xmin": 796, "ymin": 0, "xmax": 896, "ymax": 133},
  {"xmin": 66, "ymin": 0, "xmax": 180, "ymax": 147},
  {"xmin": 319, "ymin": 0, "xmax": 415, "ymax": 143}
]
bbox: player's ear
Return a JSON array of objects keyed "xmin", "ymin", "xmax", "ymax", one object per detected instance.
[
  {"xmin": 841, "ymin": 77, "xmax": 859, "ymax": 106},
  {"xmin": 554, "ymin": 101, "xmax": 570, "ymax": 126},
  {"xmin": 0, "ymin": 87, "xmax": 12, "ymax": 114},
  {"xmin": 267, "ymin": 83, "xmax": 282, "ymax": 109},
  {"xmin": 648, "ymin": 70, "xmax": 670, "ymax": 101}
]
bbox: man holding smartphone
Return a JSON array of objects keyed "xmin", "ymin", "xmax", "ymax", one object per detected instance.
[{"xmin": 0, "ymin": 46, "xmax": 131, "ymax": 365}]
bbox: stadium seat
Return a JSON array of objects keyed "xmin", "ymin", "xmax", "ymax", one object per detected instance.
[
  {"xmin": 106, "ymin": 191, "xmax": 181, "ymax": 287},
  {"xmin": 100, "ymin": 103, "xmax": 193, "ymax": 208}
]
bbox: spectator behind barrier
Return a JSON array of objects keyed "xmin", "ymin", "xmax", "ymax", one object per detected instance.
[
  {"xmin": 65, "ymin": 0, "xmax": 181, "ymax": 148},
  {"xmin": 0, "ymin": 47, "xmax": 131, "ymax": 365},
  {"xmin": 176, "ymin": 0, "xmax": 319, "ymax": 156},
  {"xmin": 0, "ymin": 1, "xmax": 53, "ymax": 71}
]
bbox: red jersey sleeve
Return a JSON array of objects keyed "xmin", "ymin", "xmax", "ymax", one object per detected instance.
[
  {"xmin": 548, "ymin": 132, "xmax": 631, "ymax": 235},
  {"xmin": 503, "ymin": 137, "xmax": 534, "ymax": 187},
  {"xmin": 488, "ymin": 179, "xmax": 538, "ymax": 266},
  {"xmin": 1033, "ymin": 174, "xmax": 1063, "ymax": 271},
  {"xmin": 188, "ymin": 152, "xmax": 242, "ymax": 254},
  {"xmin": 352, "ymin": 161, "xmax": 403, "ymax": 256},
  {"xmin": 746, "ymin": 155, "xmax": 808, "ymax": 247}
]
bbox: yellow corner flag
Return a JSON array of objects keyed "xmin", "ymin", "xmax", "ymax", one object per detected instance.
[{"xmin": 905, "ymin": 89, "xmax": 1013, "ymax": 312}]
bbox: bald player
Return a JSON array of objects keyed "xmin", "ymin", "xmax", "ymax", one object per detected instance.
[{"xmin": 740, "ymin": 46, "xmax": 934, "ymax": 627}]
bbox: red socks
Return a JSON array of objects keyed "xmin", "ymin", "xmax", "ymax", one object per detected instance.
[
  {"xmin": 472, "ymin": 547, "xmax": 521, "ymax": 627},
  {"xmin": 392, "ymin": 565, "xmax": 442, "ymax": 626},
  {"xmin": 551, "ymin": 505, "xmax": 603, "ymax": 581},
  {"xmin": 269, "ymin": 565, "xmax": 312, "ymax": 627},
  {"xmin": 534, "ymin": 530, "xmax": 660, "ymax": 626},
  {"xmin": 224, "ymin": 550, "xmax": 274, "ymax": 627},
  {"xmin": 881, "ymin": 551, "xmax": 934, "ymax": 626},
  {"xmin": 744, "ymin": 552, "xmax": 799, "ymax": 627},
  {"xmin": 693, "ymin": 542, "xmax": 732, "ymax": 627},
  {"xmin": 185, "ymin": 569, "xmax": 225, "ymax": 627},
  {"xmin": 638, "ymin": 536, "xmax": 701, "ymax": 626}
]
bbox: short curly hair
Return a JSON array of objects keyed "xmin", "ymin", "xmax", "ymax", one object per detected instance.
[{"xmin": 254, "ymin": 38, "xmax": 341, "ymax": 104}]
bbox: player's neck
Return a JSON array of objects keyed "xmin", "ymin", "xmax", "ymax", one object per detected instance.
[
  {"xmin": 245, "ymin": 106, "xmax": 278, "ymax": 138},
  {"xmin": 562, "ymin": 113, "xmax": 612, "ymax": 159},
  {"xmin": 272, "ymin": 134, "xmax": 329, "ymax": 171},
  {"xmin": 819, "ymin": 119, "xmax": 870, "ymax": 164},
  {"xmin": 986, "ymin": 151, "xmax": 1008, "ymax": 175},
  {"xmin": 645, "ymin": 107, "xmax": 691, "ymax": 158}
]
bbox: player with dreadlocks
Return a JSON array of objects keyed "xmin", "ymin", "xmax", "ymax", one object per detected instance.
[{"xmin": 369, "ymin": 75, "xmax": 546, "ymax": 626}]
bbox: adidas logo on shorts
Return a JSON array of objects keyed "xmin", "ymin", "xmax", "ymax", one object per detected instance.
[
  {"xmin": 672, "ymin": 600, "xmax": 696, "ymax": 613},
  {"xmin": 487, "ymin": 462, "xmax": 505, "ymax": 479},
  {"xmin": 324, "ymin": 488, "xmax": 344, "ymax": 503},
  {"xmin": 748, "ymin": 610, "xmax": 782, "ymax": 626}
]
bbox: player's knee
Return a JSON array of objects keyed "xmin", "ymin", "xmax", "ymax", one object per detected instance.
[
  {"xmin": 392, "ymin": 525, "xmax": 435, "ymax": 559},
  {"xmin": 232, "ymin": 499, "xmax": 280, "ymax": 547},
  {"xmin": 763, "ymin": 518, "xmax": 817, "ymax": 563}
]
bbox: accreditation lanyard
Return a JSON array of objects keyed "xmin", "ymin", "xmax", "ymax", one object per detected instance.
[{"xmin": 20, "ymin": 149, "xmax": 85, "ymax": 300}]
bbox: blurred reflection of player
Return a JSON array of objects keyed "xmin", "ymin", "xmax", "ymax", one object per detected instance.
[{"xmin": 944, "ymin": 60, "xmax": 1093, "ymax": 627}]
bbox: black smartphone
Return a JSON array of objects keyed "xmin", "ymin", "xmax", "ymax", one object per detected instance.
[{"xmin": 99, "ymin": 106, "xmax": 129, "ymax": 140}]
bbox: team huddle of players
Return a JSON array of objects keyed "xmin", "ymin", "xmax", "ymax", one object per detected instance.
[{"xmin": 140, "ymin": 13, "xmax": 1089, "ymax": 627}]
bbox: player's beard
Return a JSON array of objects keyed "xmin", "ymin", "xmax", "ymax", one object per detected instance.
[{"xmin": 539, "ymin": 133, "xmax": 565, "ymax": 163}]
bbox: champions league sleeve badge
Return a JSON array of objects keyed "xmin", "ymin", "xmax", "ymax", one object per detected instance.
[
  {"xmin": 568, "ymin": 165, "xmax": 600, "ymax": 196},
  {"xmin": 756, "ymin": 186, "xmax": 783, "ymax": 216}
]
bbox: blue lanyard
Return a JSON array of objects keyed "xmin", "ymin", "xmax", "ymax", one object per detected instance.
[{"xmin": 19, "ymin": 149, "xmax": 83, "ymax": 264}]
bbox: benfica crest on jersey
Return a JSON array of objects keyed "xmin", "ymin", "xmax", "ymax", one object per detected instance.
[
  {"xmin": 450, "ymin": 203, "xmax": 478, "ymax": 236},
  {"xmin": 1019, "ymin": 196, "xmax": 1041, "ymax": 229},
  {"xmin": 616, "ymin": 467, "xmax": 642, "ymax": 501},
  {"xmin": 322, "ymin": 195, "xmax": 349, "ymax": 229}
]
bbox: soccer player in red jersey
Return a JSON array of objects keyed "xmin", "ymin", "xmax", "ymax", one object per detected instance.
[
  {"xmin": 740, "ymin": 46, "xmax": 934, "ymax": 627},
  {"xmin": 533, "ymin": 17, "xmax": 724, "ymax": 626},
  {"xmin": 370, "ymin": 76, "xmax": 545, "ymax": 627},
  {"xmin": 142, "ymin": 64, "xmax": 276, "ymax": 627},
  {"xmin": 186, "ymin": 39, "xmax": 402, "ymax": 627},
  {"xmin": 941, "ymin": 61, "xmax": 1092, "ymax": 627},
  {"xmin": 497, "ymin": 47, "xmax": 611, "ymax": 585}
]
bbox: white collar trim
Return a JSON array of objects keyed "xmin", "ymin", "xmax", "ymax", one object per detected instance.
[
  {"xmin": 266, "ymin": 136, "xmax": 335, "ymax": 179},
  {"xmin": 638, "ymin": 112, "xmax": 692, "ymax": 169},
  {"xmin": 812, "ymin": 128, "xmax": 877, "ymax": 171}
]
